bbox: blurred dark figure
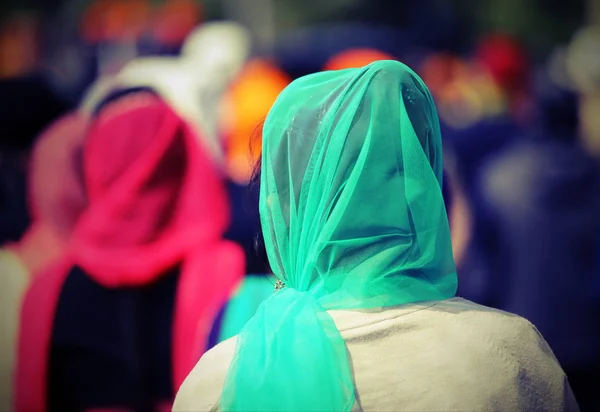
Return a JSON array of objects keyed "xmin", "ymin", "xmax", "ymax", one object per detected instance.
[
  {"xmin": 446, "ymin": 117, "xmax": 523, "ymax": 302},
  {"xmin": 475, "ymin": 76, "xmax": 600, "ymax": 411},
  {"xmin": 430, "ymin": 36, "xmax": 600, "ymax": 409},
  {"xmin": 0, "ymin": 76, "xmax": 67, "ymax": 244},
  {"xmin": 444, "ymin": 34, "xmax": 533, "ymax": 195},
  {"xmin": 419, "ymin": 39, "xmax": 533, "ymax": 303}
]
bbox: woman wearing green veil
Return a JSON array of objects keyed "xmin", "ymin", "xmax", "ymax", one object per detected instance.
[{"xmin": 174, "ymin": 60, "xmax": 577, "ymax": 411}]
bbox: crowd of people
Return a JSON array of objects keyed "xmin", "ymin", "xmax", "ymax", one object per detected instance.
[{"xmin": 0, "ymin": 1, "xmax": 599, "ymax": 410}]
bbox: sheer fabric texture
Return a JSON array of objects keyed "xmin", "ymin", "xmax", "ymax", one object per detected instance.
[{"xmin": 220, "ymin": 60, "xmax": 457, "ymax": 411}]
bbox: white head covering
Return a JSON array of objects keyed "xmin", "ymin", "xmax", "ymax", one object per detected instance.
[
  {"xmin": 79, "ymin": 21, "xmax": 252, "ymax": 168},
  {"xmin": 566, "ymin": 26, "xmax": 600, "ymax": 94}
]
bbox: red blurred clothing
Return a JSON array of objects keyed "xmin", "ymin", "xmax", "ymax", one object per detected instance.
[
  {"xmin": 7, "ymin": 113, "xmax": 88, "ymax": 275},
  {"xmin": 16, "ymin": 93, "xmax": 244, "ymax": 412},
  {"xmin": 0, "ymin": 112, "xmax": 88, "ymax": 412},
  {"xmin": 475, "ymin": 34, "xmax": 530, "ymax": 96},
  {"xmin": 475, "ymin": 34, "xmax": 533, "ymax": 123}
]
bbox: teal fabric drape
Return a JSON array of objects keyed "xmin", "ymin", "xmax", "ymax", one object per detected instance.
[
  {"xmin": 221, "ymin": 60, "xmax": 457, "ymax": 411},
  {"xmin": 217, "ymin": 276, "xmax": 276, "ymax": 342}
]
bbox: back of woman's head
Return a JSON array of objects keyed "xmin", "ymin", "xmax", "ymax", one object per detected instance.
[
  {"xmin": 85, "ymin": 92, "xmax": 179, "ymax": 202},
  {"xmin": 220, "ymin": 60, "xmax": 457, "ymax": 412},
  {"xmin": 259, "ymin": 59, "xmax": 456, "ymax": 302},
  {"xmin": 72, "ymin": 91, "xmax": 229, "ymax": 285}
]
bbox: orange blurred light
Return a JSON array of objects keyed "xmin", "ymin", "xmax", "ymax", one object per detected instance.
[
  {"xmin": 420, "ymin": 53, "xmax": 466, "ymax": 97},
  {"xmin": 0, "ymin": 15, "xmax": 39, "ymax": 78},
  {"xmin": 221, "ymin": 59, "xmax": 291, "ymax": 183},
  {"xmin": 82, "ymin": 0, "xmax": 151, "ymax": 43},
  {"xmin": 323, "ymin": 48, "xmax": 395, "ymax": 71}
]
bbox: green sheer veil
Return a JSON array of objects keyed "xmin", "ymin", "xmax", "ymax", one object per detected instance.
[{"xmin": 220, "ymin": 60, "xmax": 457, "ymax": 411}]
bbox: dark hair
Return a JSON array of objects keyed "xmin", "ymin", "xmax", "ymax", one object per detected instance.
[
  {"xmin": 248, "ymin": 119, "xmax": 264, "ymax": 191},
  {"xmin": 442, "ymin": 170, "xmax": 453, "ymax": 218},
  {"xmin": 246, "ymin": 119, "xmax": 271, "ymax": 273}
]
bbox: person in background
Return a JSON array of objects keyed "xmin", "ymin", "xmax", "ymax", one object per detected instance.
[
  {"xmin": 174, "ymin": 60, "xmax": 577, "ymax": 411},
  {"xmin": 15, "ymin": 92, "xmax": 244, "ymax": 412},
  {"xmin": 86, "ymin": 23, "xmax": 291, "ymax": 352},
  {"xmin": 565, "ymin": 26, "xmax": 600, "ymax": 314},
  {"xmin": 82, "ymin": 20, "xmax": 252, "ymax": 167},
  {"xmin": 90, "ymin": 24, "xmax": 276, "ymax": 348},
  {"xmin": 472, "ymin": 38, "xmax": 600, "ymax": 411},
  {"xmin": 478, "ymin": 132, "xmax": 600, "ymax": 412},
  {"xmin": 0, "ymin": 113, "xmax": 87, "ymax": 412},
  {"xmin": 419, "ymin": 46, "xmax": 528, "ymax": 304},
  {"xmin": 421, "ymin": 43, "xmax": 528, "ymax": 199},
  {"xmin": 420, "ymin": 35, "xmax": 534, "ymax": 193},
  {"xmin": 81, "ymin": 20, "xmax": 252, "ymax": 262}
]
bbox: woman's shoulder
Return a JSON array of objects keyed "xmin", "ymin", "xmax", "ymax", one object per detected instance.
[
  {"xmin": 173, "ymin": 336, "xmax": 238, "ymax": 412},
  {"xmin": 436, "ymin": 297, "xmax": 548, "ymax": 330},
  {"xmin": 349, "ymin": 298, "xmax": 578, "ymax": 411},
  {"xmin": 426, "ymin": 299, "xmax": 576, "ymax": 408},
  {"xmin": 426, "ymin": 298, "xmax": 561, "ymax": 361}
]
